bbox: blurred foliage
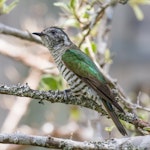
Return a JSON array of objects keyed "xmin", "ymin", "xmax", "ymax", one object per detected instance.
[
  {"xmin": 54, "ymin": 0, "xmax": 91, "ymax": 28},
  {"xmin": 54, "ymin": 0, "xmax": 150, "ymax": 67},
  {"xmin": 0, "ymin": 0, "xmax": 19, "ymax": 15},
  {"xmin": 105, "ymin": 126, "xmax": 114, "ymax": 133},
  {"xmin": 104, "ymin": 49, "xmax": 113, "ymax": 64},
  {"xmin": 143, "ymin": 127, "xmax": 150, "ymax": 132},
  {"xmin": 70, "ymin": 106, "xmax": 81, "ymax": 121},
  {"xmin": 54, "ymin": 0, "xmax": 105, "ymax": 64},
  {"xmin": 39, "ymin": 74, "xmax": 81, "ymax": 122},
  {"xmin": 39, "ymin": 74, "xmax": 64, "ymax": 90},
  {"xmin": 129, "ymin": 0, "xmax": 150, "ymax": 20}
]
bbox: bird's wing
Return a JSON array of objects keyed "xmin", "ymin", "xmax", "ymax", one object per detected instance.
[
  {"xmin": 62, "ymin": 49, "xmax": 124, "ymax": 112},
  {"xmin": 62, "ymin": 49, "xmax": 127, "ymax": 135}
]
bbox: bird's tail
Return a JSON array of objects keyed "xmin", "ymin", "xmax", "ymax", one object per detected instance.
[{"xmin": 102, "ymin": 100, "xmax": 127, "ymax": 136}]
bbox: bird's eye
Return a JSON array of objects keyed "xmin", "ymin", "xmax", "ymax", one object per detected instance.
[{"xmin": 51, "ymin": 30, "xmax": 56, "ymax": 35}]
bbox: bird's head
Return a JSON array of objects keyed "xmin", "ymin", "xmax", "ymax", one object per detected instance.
[{"xmin": 33, "ymin": 27, "xmax": 71, "ymax": 51}]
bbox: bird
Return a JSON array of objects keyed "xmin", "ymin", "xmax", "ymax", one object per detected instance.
[{"xmin": 33, "ymin": 27, "xmax": 127, "ymax": 135}]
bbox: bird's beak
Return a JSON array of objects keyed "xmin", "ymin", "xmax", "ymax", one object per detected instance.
[{"xmin": 32, "ymin": 32, "xmax": 45, "ymax": 36}]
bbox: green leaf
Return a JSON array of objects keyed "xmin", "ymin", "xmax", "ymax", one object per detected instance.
[
  {"xmin": 105, "ymin": 126, "xmax": 114, "ymax": 132},
  {"xmin": 70, "ymin": 0, "xmax": 76, "ymax": 9},
  {"xmin": 91, "ymin": 41, "xmax": 97, "ymax": 53},
  {"xmin": 84, "ymin": 47, "xmax": 90, "ymax": 56},
  {"xmin": 39, "ymin": 74, "xmax": 64, "ymax": 90},
  {"xmin": 70, "ymin": 106, "xmax": 80, "ymax": 120},
  {"xmin": 83, "ymin": 12, "xmax": 90, "ymax": 19}
]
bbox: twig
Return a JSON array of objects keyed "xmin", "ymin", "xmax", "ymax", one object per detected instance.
[
  {"xmin": 82, "ymin": 3, "xmax": 109, "ymax": 31},
  {"xmin": 78, "ymin": 2, "xmax": 110, "ymax": 48},
  {"xmin": 78, "ymin": 0, "xmax": 128, "ymax": 48},
  {"xmin": 136, "ymin": 105, "xmax": 150, "ymax": 112},
  {"xmin": 0, "ymin": 133, "xmax": 150, "ymax": 149},
  {"xmin": 78, "ymin": 28, "xmax": 91, "ymax": 48},
  {"xmin": 118, "ymin": 0, "xmax": 129, "ymax": 4}
]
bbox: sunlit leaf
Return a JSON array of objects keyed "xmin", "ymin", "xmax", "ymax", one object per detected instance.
[
  {"xmin": 0, "ymin": 0, "xmax": 5, "ymax": 7},
  {"xmin": 129, "ymin": 0, "xmax": 150, "ymax": 20},
  {"xmin": 0, "ymin": 0, "xmax": 19, "ymax": 15},
  {"xmin": 70, "ymin": 106, "xmax": 80, "ymax": 120},
  {"xmin": 132, "ymin": 4, "xmax": 144, "ymax": 20},
  {"xmin": 63, "ymin": 18, "xmax": 80, "ymax": 27},
  {"xmin": 104, "ymin": 49, "xmax": 112, "ymax": 64},
  {"xmin": 105, "ymin": 126, "xmax": 114, "ymax": 132}
]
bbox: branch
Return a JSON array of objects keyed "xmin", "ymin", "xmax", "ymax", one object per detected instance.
[
  {"xmin": 0, "ymin": 83, "xmax": 150, "ymax": 134},
  {"xmin": 0, "ymin": 23, "xmax": 42, "ymax": 44},
  {"xmin": 0, "ymin": 133, "xmax": 150, "ymax": 149},
  {"xmin": 0, "ymin": 83, "xmax": 107, "ymax": 116}
]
